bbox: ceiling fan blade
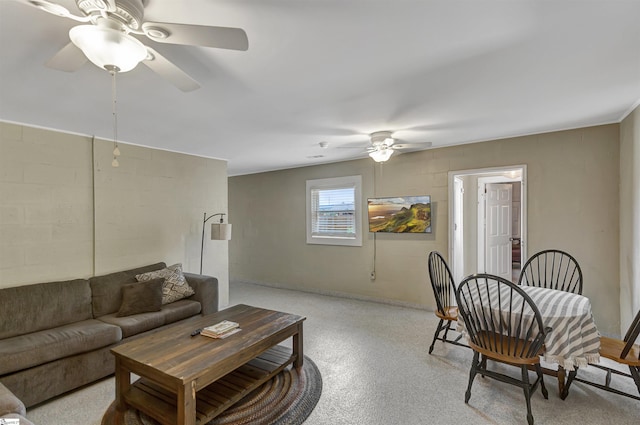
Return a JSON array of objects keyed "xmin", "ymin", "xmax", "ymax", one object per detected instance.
[
  {"xmin": 392, "ymin": 142, "xmax": 433, "ymax": 150},
  {"xmin": 21, "ymin": 0, "xmax": 91, "ymax": 22},
  {"xmin": 45, "ymin": 42, "xmax": 87, "ymax": 72},
  {"xmin": 142, "ymin": 46, "xmax": 201, "ymax": 92},
  {"xmin": 142, "ymin": 22, "xmax": 248, "ymax": 51}
]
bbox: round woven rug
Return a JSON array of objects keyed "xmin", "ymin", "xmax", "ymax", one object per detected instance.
[{"xmin": 101, "ymin": 356, "xmax": 321, "ymax": 425}]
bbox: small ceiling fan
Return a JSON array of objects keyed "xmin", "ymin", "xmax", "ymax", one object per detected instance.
[
  {"xmin": 17, "ymin": 0, "xmax": 249, "ymax": 91},
  {"xmin": 343, "ymin": 131, "xmax": 432, "ymax": 163}
]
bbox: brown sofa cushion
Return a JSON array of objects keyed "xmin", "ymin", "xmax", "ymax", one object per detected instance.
[
  {"xmin": 117, "ymin": 278, "xmax": 164, "ymax": 317},
  {"xmin": 99, "ymin": 299, "xmax": 201, "ymax": 338},
  {"xmin": 161, "ymin": 299, "xmax": 202, "ymax": 324},
  {"xmin": 90, "ymin": 262, "xmax": 166, "ymax": 317},
  {"xmin": 0, "ymin": 320, "xmax": 121, "ymax": 375},
  {"xmin": 0, "ymin": 279, "xmax": 92, "ymax": 340}
]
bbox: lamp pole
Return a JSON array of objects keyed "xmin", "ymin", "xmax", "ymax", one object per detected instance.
[{"xmin": 200, "ymin": 212, "xmax": 225, "ymax": 274}]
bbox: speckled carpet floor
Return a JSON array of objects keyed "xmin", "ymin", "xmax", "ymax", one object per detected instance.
[{"xmin": 28, "ymin": 281, "xmax": 640, "ymax": 425}]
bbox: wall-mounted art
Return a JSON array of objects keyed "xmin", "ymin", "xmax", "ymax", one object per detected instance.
[{"xmin": 367, "ymin": 195, "xmax": 431, "ymax": 233}]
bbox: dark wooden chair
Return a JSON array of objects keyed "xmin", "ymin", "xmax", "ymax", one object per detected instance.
[
  {"xmin": 456, "ymin": 273, "xmax": 551, "ymax": 425},
  {"xmin": 518, "ymin": 249, "xmax": 583, "ymax": 294},
  {"xmin": 562, "ymin": 308, "xmax": 640, "ymax": 400},
  {"xmin": 427, "ymin": 251, "xmax": 467, "ymax": 354}
]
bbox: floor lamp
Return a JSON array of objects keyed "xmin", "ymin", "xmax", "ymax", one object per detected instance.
[{"xmin": 200, "ymin": 212, "xmax": 232, "ymax": 274}]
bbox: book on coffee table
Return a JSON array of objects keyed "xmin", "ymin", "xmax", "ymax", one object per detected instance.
[
  {"xmin": 201, "ymin": 320, "xmax": 241, "ymax": 338},
  {"xmin": 203, "ymin": 328, "xmax": 242, "ymax": 339}
]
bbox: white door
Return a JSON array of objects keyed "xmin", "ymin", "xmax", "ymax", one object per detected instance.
[{"xmin": 485, "ymin": 183, "xmax": 512, "ymax": 280}]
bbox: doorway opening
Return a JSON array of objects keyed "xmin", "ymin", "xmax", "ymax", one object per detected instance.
[{"xmin": 448, "ymin": 165, "xmax": 527, "ymax": 283}]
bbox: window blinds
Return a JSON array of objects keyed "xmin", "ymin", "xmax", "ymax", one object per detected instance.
[{"xmin": 310, "ymin": 187, "xmax": 356, "ymax": 237}]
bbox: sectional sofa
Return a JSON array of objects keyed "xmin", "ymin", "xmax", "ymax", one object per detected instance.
[
  {"xmin": 0, "ymin": 381, "xmax": 34, "ymax": 425},
  {"xmin": 0, "ymin": 262, "xmax": 218, "ymax": 410}
]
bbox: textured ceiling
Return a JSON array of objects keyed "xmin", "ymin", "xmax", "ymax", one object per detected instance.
[{"xmin": 1, "ymin": 0, "xmax": 639, "ymax": 175}]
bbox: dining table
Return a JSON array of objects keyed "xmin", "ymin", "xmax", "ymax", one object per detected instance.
[{"xmin": 458, "ymin": 284, "xmax": 601, "ymax": 396}]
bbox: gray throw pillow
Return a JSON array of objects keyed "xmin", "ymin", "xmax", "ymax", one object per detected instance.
[
  {"xmin": 135, "ymin": 263, "xmax": 195, "ymax": 304},
  {"xmin": 117, "ymin": 278, "xmax": 164, "ymax": 317}
]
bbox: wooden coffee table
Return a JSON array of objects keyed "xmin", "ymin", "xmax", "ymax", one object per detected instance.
[{"xmin": 110, "ymin": 304, "xmax": 305, "ymax": 425}]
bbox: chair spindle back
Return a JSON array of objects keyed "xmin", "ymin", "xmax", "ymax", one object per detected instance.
[
  {"xmin": 519, "ymin": 249, "xmax": 583, "ymax": 295},
  {"xmin": 456, "ymin": 273, "xmax": 549, "ymax": 360},
  {"xmin": 428, "ymin": 251, "xmax": 456, "ymax": 316}
]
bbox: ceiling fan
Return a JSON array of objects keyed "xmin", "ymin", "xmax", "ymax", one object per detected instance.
[
  {"xmin": 17, "ymin": 0, "xmax": 249, "ymax": 91},
  {"xmin": 342, "ymin": 131, "xmax": 433, "ymax": 163}
]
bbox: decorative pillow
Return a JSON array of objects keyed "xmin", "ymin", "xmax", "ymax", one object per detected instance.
[
  {"xmin": 117, "ymin": 278, "xmax": 164, "ymax": 317},
  {"xmin": 135, "ymin": 263, "xmax": 195, "ymax": 304}
]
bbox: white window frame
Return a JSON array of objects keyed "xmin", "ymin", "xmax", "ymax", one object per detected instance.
[{"xmin": 306, "ymin": 175, "xmax": 362, "ymax": 246}]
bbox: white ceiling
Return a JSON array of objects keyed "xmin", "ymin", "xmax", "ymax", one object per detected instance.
[{"xmin": 1, "ymin": 0, "xmax": 639, "ymax": 176}]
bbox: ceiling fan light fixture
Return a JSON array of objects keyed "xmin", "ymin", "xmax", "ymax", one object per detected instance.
[
  {"xmin": 369, "ymin": 148, "xmax": 394, "ymax": 163},
  {"xmin": 69, "ymin": 24, "xmax": 147, "ymax": 72}
]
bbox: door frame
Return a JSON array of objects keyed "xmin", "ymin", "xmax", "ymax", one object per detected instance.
[
  {"xmin": 452, "ymin": 176, "xmax": 465, "ymax": 282},
  {"xmin": 448, "ymin": 165, "xmax": 527, "ymax": 282}
]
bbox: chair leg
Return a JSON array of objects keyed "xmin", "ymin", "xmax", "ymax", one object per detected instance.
[
  {"xmin": 534, "ymin": 363, "xmax": 548, "ymax": 399},
  {"xmin": 442, "ymin": 320, "xmax": 452, "ymax": 341},
  {"xmin": 561, "ymin": 367, "xmax": 578, "ymax": 400},
  {"xmin": 630, "ymin": 366, "xmax": 640, "ymax": 395},
  {"xmin": 480, "ymin": 354, "xmax": 487, "ymax": 378},
  {"xmin": 521, "ymin": 365, "xmax": 535, "ymax": 425},
  {"xmin": 465, "ymin": 351, "xmax": 480, "ymax": 403},
  {"xmin": 429, "ymin": 319, "xmax": 444, "ymax": 354}
]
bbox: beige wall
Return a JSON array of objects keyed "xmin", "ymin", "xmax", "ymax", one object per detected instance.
[
  {"xmin": 620, "ymin": 104, "xmax": 640, "ymax": 334},
  {"xmin": 230, "ymin": 124, "xmax": 622, "ymax": 334},
  {"xmin": 0, "ymin": 122, "xmax": 230, "ymax": 307},
  {"xmin": 0, "ymin": 123, "xmax": 94, "ymax": 284}
]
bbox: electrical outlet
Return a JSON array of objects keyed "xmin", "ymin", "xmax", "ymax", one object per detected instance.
[{"xmin": 370, "ymin": 271, "xmax": 376, "ymax": 280}]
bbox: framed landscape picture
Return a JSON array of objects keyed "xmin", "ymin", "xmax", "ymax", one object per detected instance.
[{"xmin": 367, "ymin": 196, "xmax": 431, "ymax": 233}]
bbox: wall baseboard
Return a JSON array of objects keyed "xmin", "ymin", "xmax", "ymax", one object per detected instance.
[{"xmin": 230, "ymin": 279, "xmax": 432, "ymax": 312}]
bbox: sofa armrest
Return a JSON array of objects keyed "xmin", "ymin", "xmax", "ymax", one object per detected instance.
[
  {"xmin": 0, "ymin": 382, "xmax": 26, "ymax": 417},
  {"xmin": 183, "ymin": 273, "xmax": 219, "ymax": 315}
]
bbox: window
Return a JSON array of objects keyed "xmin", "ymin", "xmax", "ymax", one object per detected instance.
[{"xmin": 306, "ymin": 175, "xmax": 362, "ymax": 246}]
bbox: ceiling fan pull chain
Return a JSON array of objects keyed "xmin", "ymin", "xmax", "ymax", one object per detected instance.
[{"xmin": 110, "ymin": 69, "xmax": 120, "ymax": 167}]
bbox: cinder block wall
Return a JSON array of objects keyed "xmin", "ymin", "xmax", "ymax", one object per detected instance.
[
  {"xmin": 620, "ymin": 105, "xmax": 640, "ymax": 333},
  {"xmin": 0, "ymin": 122, "xmax": 230, "ymax": 305},
  {"xmin": 230, "ymin": 124, "xmax": 622, "ymax": 334},
  {"xmin": 0, "ymin": 124, "xmax": 94, "ymax": 283}
]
